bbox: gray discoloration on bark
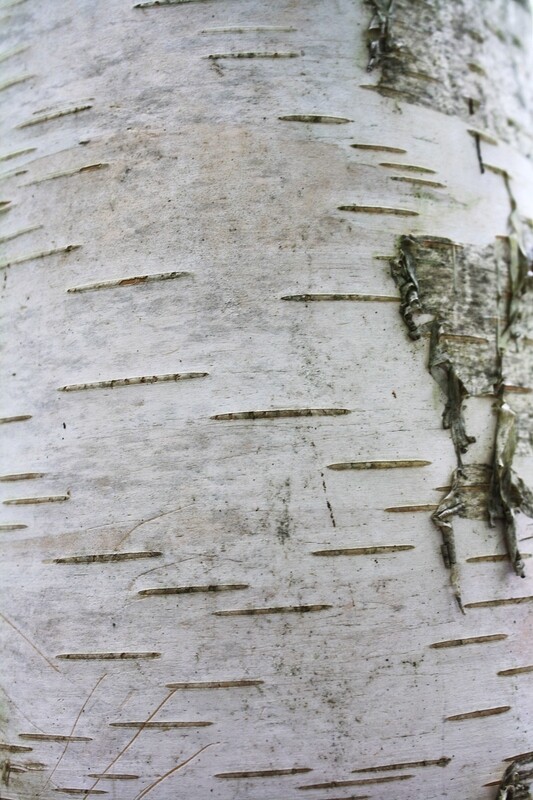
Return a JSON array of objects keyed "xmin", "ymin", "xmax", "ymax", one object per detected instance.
[{"xmin": 365, "ymin": 0, "xmax": 533, "ymax": 154}]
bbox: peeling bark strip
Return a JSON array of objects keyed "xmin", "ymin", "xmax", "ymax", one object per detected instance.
[
  {"xmin": 390, "ymin": 234, "xmax": 533, "ymax": 599},
  {"xmin": 365, "ymin": 0, "xmax": 395, "ymax": 72}
]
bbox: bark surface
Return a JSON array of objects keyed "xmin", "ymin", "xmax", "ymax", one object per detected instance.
[{"xmin": 1, "ymin": 1, "xmax": 533, "ymax": 798}]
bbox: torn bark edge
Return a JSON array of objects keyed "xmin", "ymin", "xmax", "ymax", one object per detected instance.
[
  {"xmin": 389, "ymin": 240, "xmax": 476, "ymax": 467},
  {"xmin": 366, "ymin": 0, "xmax": 396, "ymax": 72},
  {"xmin": 489, "ymin": 401, "xmax": 532, "ymax": 578},
  {"xmin": 390, "ymin": 235, "xmax": 421, "ymax": 339},
  {"xmin": 431, "ymin": 475, "xmax": 465, "ymax": 613},
  {"xmin": 429, "ymin": 321, "xmax": 476, "ymax": 470},
  {"xmin": 497, "ymin": 760, "xmax": 533, "ymax": 800}
]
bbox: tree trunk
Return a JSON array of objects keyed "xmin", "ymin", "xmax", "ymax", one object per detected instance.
[{"xmin": 1, "ymin": 1, "xmax": 532, "ymax": 798}]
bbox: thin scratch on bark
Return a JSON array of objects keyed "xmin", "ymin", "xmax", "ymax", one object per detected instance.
[
  {"xmin": 0, "ymin": 611, "xmax": 59, "ymax": 672},
  {"xmin": 82, "ymin": 689, "xmax": 178, "ymax": 797},
  {"xmin": 132, "ymin": 743, "xmax": 217, "ymax": 800},
  {"xmin": 115, "ymin": 504, "xmax": 194, "ymax": 548},
  {"xmin": 43, "ymin": 674, "xmax": 106, "ymax": 791}
]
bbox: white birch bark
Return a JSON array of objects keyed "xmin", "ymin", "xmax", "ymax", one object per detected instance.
[{"xmin": 1, "ymin": 1, "xmax": 533, "ymax": 798}]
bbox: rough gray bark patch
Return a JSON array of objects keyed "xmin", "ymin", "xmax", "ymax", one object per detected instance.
[
  {"xmin": 366, "ymin": 0, "xmax": 533, "ymax": 155},
  {"xmin": 391, "ymin": 234, "xmax": 533, "ymax": 599}
]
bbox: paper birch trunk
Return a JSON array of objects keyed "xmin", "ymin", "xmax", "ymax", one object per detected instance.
[{"xmin": 1, "ymin": 1, "xmax": 533, "ymax": 798}]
